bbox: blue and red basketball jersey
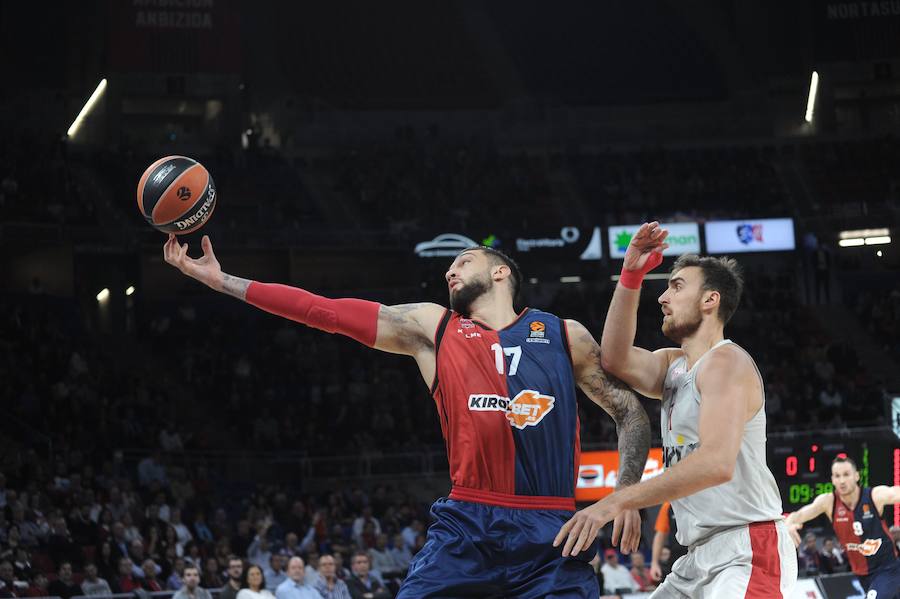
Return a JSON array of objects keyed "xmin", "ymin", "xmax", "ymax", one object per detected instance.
[
  {"xmin": 832, "ymin": 487, "xmax": 899, "ymax": 576},
  {"xmin": 431, "ymin": 308, "xmax": 580, "ymax": 511}
]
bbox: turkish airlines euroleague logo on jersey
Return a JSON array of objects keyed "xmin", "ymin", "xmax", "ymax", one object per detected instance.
[{"xmin": 468, "ymin": 389, "xmax": 555, "ymax": 430}]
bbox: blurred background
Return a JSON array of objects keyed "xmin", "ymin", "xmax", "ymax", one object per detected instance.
[{"xmin": 1, "ymin": 1, "xmax": 899, "ymax": 598}]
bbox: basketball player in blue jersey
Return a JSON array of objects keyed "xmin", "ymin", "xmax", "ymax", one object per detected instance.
[
  {"xmin": 555, "ymin": 222, "xmax": 797, "ymax": 597},
  {"xmin": 786, "ymin": 456, "xmax": 900, "ymax": 597},
  {"xmin": 163, "ymin": 234, "xmax": 650, "ymax": 598}
]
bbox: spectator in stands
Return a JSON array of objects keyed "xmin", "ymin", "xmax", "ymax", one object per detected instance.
[
  {"xmin": 69, "ymin": 504, "xmax": 98, "ymax": 547},
  {"xmin": 345, "ymin": 552, "xmax": 390, "ymax": 599},
  {"xmin": 399, "ymin": 521, "xmax": 421, "ymax": 552},
  {"xmin": 80, "ymin": 562, "xmax": 112, "ymax": 596},
  {"xmin": 368, "ymin": 535, "xmax": 400, "ymax": 582},
  {"xmin": 0, "ymin": 560, "xmax": 19, "ymax": 598},
  {"xmin": 314, "ymin": 555, "xmax": 350, "ymax": 599},
  {"xmin": 95, "ymin": 541, "xmax": 117, "ymax": 581},
  {"xmin": 237, "ymin": 565, "xmax": 273, "ymax": 599},
  {"xmin": 47, "ymin": 561, "xmax": 80, "ymax": 599},
  {"xmin": 264, "ymin": 554, "xmax": 287, "ymax": 591},
  {"xmin": 192, "ymin": 511, "xmax": 215, "ymax": 546},
  {"xmin": 819, "ymin": 537, "xmax": 847, "ymax": 574},
  {"xmin": 173, "ymin": 565, "xmax": 213, "ymax": 599},
  {"xmin": 110, "ymin": 522, "xmax": 130, "ymax": 560},
  {"xmin": 168, "ymin": 557, "xmax": 187, "ymax": 590},
  {"xmin": 46, "ymin": 516, "xmax": 77, "ymax": 567},
  {"xmin": 285, "ymin": 502, "xmax": 310, "ymax": 537},
  {"xmin": 138, "ymin": 451, "xmax": 167, "ymax": 487},
  {"xmin": 282, "ymin": 533, "xmax": 302, "ymax": 558},
  {"xmin": 171, "ymin": 509, "xmax": 194, "ymax": 547},
  {"xmin": 629, "ymin": 552, "xmax": 655, "ymax": 592},
  {"xmin": 9, "ymin": 549, "xmax": 30, "ymax": 582},
  {"xmin": 9, "ymin": 506, "xmax": 40, "ymax": 548},
  {"xmin": 142, "ymin": 558, "xmax": 163, "ymax": 591},
  {"xmin": 387, "ymin": 535, "xmax": 411, "ymax": 574},
  {"xmin": 275, "ymin": 557, "xmax": 321, "ymax": 599},
  {"xmin": 220, "ymin": 556, "xmax": 244, "ymax": 599},
  {"xmin": 248, "ymin": 522, "xmax": 274, "ymax": 569},
  {"xmin": 115, "ymin": 557, "xmax": 140, "ymax": 593},
  {"xmin": 25, "ymin": 572, "xmax": 48, "ymax": 598},
  {"xmin": 203, "ymin": 557, "xmax": 224, "ymax": 589},
  {"xmin": 797, "ymin": 532, "xmax": 821, "ymax": 577},
  {"xmin": 351, "ymin": 508, "xmax": 380, "ymax": 548},
  {"xmin": 600, "ymin": 549, "xmax": 637, "ymax": 595},
  {"xmin": 184, "ymin": 541, "xmax": 203, "ymax": 568}
]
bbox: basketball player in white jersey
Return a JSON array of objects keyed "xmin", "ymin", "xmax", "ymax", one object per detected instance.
[{"xmin": 554, "ymin": 222, "xmax": 797, "ymax": 597}]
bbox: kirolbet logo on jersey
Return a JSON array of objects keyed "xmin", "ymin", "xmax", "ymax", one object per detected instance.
[
  {"xmin": 468, "ymin": 389, "xmax": 555, "ymax": 430},
  {"xmin": 845, "ymin": 538, "xmax": 882, "ymax": 557}
]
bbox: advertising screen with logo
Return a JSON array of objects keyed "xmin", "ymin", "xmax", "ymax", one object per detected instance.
[
  {"xmin": 576, "ymin": 448, "xmax": 664, "ymax": 502},
  {"xmin": 704, "ymin": 218, "xmax": 796, "ymax": 254},
  {"xmin": 414, "ymin": 227, "xmax": 603, "ymax": 260},
  {"xmin": 607, "ymin": 223, "xmax": 700, "ymax": 259}
]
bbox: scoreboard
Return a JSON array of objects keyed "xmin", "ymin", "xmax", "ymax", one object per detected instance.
[{"xmin": 768, "ymin": 437, "xmax": 900, "ymax": 526}]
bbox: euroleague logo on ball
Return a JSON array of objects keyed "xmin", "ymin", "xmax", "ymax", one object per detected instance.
[{"xmin": 177, "ymin": 186, "xmax": 192, "ymax": 201}]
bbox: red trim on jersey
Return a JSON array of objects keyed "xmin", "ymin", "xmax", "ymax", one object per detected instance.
[
  {"xmin": 449, "ymin": 486, "xmax": 576, "ymax": 511},
  {"xmin": 744, "ymin": 521, "xmax": 782, "ymax": 599},
  {"xmin": 832, "ymin": 493, "xmax": 869, "ymax": 575}
]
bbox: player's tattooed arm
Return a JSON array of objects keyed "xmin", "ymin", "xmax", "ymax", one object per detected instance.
[
  {"xmin": 221, "ymin": 273, "xmax": 252, "ymax": 300},
  {"xmin": 567, "ymin": 319, "xmax": 651, "ymax": 487},
  {"xmin": 376, "ymin": 303, "xmax": 446, "ymax": 355}
]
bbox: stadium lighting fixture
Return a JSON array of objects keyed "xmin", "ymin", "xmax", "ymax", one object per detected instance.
[
  {"xmin": 838, "ymin": 238, "xmax": 865, "ymax": 247},
  {"xmin": 125, "ymin": 285, "xmax": 135, "ymax": 296},
  {"xmin": 560, "ymin": 276, "xmax": 582, "ymax": 283},
  {"xmin": 805, "ymin": 71, "xmax": 819, "ymax": 123},
  {"xmin": 839, "ymin": 228, "xmax": 889, "ymax": 239},
  {"xmin": 68, "ymin": 78, "xmax": 107, "ymax": 138},
  {"xmin": 96, "ymin": 288, "xmax": 110, "ymax": 302},
  {"xmin": 864, "ymin": 236, "xmax": 891, "ymax": 245}
]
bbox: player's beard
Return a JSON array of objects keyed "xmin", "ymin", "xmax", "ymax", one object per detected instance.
[
  {"xmin": 449, "ymin": 273, "xmax": 491, "ymax": 317},
  {"xmin": 661, "ymin": 302, "xmax": 703, "ymax": 344}
]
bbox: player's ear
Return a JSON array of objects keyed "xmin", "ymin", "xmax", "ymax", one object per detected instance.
[{"xmin": 492, "ymin": 264, "xmax": 510, "ymax": 282}]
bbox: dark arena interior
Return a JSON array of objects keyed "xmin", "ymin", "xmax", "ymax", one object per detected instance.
[{"xmin": 1, "ymin": 2, "xmax": 900, "ymax": 598}]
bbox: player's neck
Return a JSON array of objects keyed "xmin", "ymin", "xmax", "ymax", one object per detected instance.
[
  {"xmin": 468, "ymin": 296, "xmax": 519, "ymax": 330},
  {"xmin": 839, "ymin": 485, "xmax": 861, "ymax": 508},
  {"xmin": 680, "ymin": 322, "xmax": 725, "ymax": 370}
]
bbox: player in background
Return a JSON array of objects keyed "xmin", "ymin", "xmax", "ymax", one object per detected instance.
[
  {"xmin": 554, "ymin": 222, "xmax": 797, "ymax": 598},
  {"xmin": 786, "ymin": 456, "xmax": 900, "ymax": 598},
  {"xmin": 163, "ymin": 234, "xmax": 650, "ymax": 598}
]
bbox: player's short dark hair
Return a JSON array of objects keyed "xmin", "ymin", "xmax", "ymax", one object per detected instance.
[
  {"xmin": 832, "ymin": 456, "xmax": 858, "ymax": 471},
  {"xmin": 671, "ymin": 254, "xmax": 744, "ymax": 324},
  {"xmin": 461, "ymin": 246, "xmax": 522, "ymax": 301}
]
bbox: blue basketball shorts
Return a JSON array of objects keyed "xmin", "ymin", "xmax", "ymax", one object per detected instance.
[{"xmin": 396, "ymin": 498, "xmax": 599, "ymax": 599}]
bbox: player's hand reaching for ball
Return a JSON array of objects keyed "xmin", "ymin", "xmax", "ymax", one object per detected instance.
[
  {"xmin": 623, "ymin": 221, "xmax": 669, "ymax": 274},
  {"xmin": 163, "ymin": 234, "xmax": 224, "ymax": 291}
]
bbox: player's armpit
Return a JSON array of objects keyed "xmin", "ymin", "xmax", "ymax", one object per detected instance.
[
  {"xmin": 566, "ymin": 319, "xmax": 651, "ymax": 488},
  {"xmin": 374, "ymin": 303, "xmax": 446, "ymax": 356}
]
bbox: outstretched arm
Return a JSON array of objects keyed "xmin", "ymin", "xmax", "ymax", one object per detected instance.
[
  {"xmin": 784, "ymin": 493, "xmax": 831, "ymax": 546},
  {"xmin": 872, "ymin": 485, "xmax": 900, "ymax": 514},
  {"xmin": 163, "ymin": 234, "xmax": 445, "ymax": 359},
  {"xmin": 600, "ymin": 222, "xmax": 677, "ymax": 399},
  {"xmin": 567, "ymin": 319, "xmax": 651, "ymax": 553}
]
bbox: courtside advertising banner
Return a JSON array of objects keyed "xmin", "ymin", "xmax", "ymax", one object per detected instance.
[
  {"xmin": 607, "ymin": 223, "xmax": 700, "ymax": 259},
  {"xmin": 705, "ymin": 218, "xmax": 796, "ymax": 254},
  {"xmin": 576, "ymin": 448, "xmax": 664, "ymax": 502}
]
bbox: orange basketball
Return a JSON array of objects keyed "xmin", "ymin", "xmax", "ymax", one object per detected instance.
[{"xmin": 137, "ymin": 156, "xmax": 216, "ymax": 235}]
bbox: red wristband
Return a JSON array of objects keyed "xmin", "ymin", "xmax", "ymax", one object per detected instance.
[
  {"xmin": 619, "ymin": 252, "xmax": 664, "ymax": 290},
  {"xmin": 246, "ymin": 281, "xmax": 380, "ymax": 346}
]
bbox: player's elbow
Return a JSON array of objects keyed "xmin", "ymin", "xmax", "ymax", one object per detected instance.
[
  {"xmin": 600, "ymin": 352, "xmax": 624, "ymax": 376},
  {"xmin": 708, "ymin": 461, "xmax": 735, "ymax": 485}
]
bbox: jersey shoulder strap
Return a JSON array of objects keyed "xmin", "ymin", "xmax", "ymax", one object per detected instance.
[{"xmin": 430, "ymin": 308, "xmax": 453, "ymax": 394}]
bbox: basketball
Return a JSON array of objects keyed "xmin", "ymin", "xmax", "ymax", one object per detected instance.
[{"xmin": 137, "ymin": 155, "xmax": 216, "ymax": 235}]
